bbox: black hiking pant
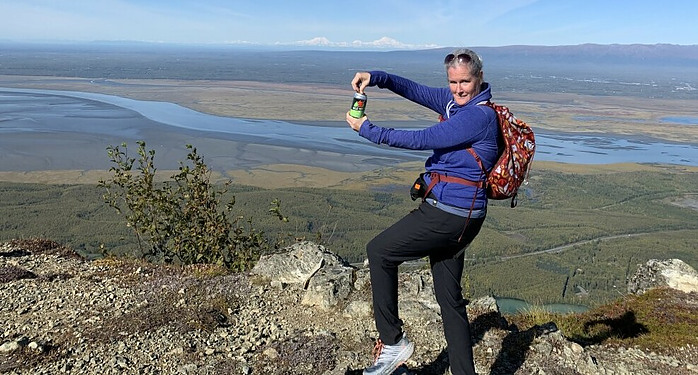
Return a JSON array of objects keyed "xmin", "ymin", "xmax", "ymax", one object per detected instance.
[{"xmin": 367, "ymin": 200, "xmax": 484, "ymax": 375}]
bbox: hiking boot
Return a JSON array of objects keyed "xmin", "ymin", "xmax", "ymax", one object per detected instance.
[{"xmin": 363, "ymin": 333, "xmax": 414, "ymax": 375}]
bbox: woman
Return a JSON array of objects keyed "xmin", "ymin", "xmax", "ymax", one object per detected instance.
[{"xmin": 345, "ymin": 48, "xmax": 499, "ymax": 375}]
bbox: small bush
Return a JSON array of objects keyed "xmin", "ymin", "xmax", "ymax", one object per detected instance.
[{"xmin": 99, "ymin": 141, "xmax": 270, "ymax": 271}]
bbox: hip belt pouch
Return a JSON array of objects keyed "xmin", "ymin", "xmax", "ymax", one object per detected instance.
[{"xmin": 410, "ymin": 173, "xmax": 428, "ymax": 201}]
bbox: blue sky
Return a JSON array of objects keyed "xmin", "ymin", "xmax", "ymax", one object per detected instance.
[{"xmin": 1, "ymin": 0, "xmax": 696, "ymax": 49}]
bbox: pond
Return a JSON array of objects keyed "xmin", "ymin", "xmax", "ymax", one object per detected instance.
[{"xmin": 495, "ymin": 297, "xmax": 589, "ymax": 315}]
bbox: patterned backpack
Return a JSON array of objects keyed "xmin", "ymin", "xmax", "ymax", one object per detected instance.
[
  {"xmin": 427, "ymin": 101, "xmax": 535, "ymax": 209},
  {"xmin": 469, "ymin": 101, "xmax": 536, "ymax": 207}
]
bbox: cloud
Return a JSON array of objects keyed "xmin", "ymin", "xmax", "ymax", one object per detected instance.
[{"xmin": 288, "ymin": 36, "xmax": 439, "ymax": 50}]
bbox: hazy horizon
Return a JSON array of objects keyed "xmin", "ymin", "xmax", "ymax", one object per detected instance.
[
  {"xmin": 1, "ymin": 43, "xmax": 696, "ymax": 101},
  {"xmin": 2, "ymin": 1, "xmax": 697, "ymax": 47}
]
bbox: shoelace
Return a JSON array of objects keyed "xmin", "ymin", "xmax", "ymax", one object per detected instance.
[{"xmin": 371, "ymin": 339, "xmax": 385, "ymax": 363}]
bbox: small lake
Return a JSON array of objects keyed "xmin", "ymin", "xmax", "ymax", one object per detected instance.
[
  {"xmin": 1, "ymin": 87, "xmax": 697, "ymax": 172},
  {"xmin": 495, "ymin": 297, "xmax": 588, "ymax": 315}
]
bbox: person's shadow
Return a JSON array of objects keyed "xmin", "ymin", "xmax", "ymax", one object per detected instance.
[
  {"xmin": 487, "ymin": 310, "xmax": 649, "ymax": 375},
  {"xmin": 345, "ymin": 310, "xmax": 651, "ymax": 374},
  {"xmin": 576, "ymin": 310, "xmax": 649, "ymax": 344},
  {"xmin": 487, "ymin": 321, "xmax": 558, "ymax": 374},
  {"xmin": 344, "ymin": 309, "xmax": 649, "ymax": 375}
]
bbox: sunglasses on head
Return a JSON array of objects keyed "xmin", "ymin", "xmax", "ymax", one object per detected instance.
[{"xmin": 444, "ymin": 53, "xmax": 472, "ymax": 65}]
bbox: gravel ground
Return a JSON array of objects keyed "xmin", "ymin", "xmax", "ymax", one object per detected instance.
[{"xmin": 2, "ymin": 239, "xmax": 697, "ymax": 375}]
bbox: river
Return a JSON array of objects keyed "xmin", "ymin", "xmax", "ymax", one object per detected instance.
[{"xmin": 1, "ymin": 87, "xmax": 697, "ymax": 172}]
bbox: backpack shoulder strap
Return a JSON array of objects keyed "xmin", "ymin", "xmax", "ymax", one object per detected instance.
[
  {"xmin": 466, "ymin": 148, "xmax": 487, "ymax": 175},
  {"xmin": 467, "ymin": 100, "xmax": 497, "ymax": 175}
]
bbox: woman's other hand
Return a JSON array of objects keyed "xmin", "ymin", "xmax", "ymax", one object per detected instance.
[
  {"xmin": 346, "ymin": 111, "xmax": 367, "ymax": 132},
  {"xmin": 351, "ymin": 72, "xmax": 371, "ymax": 94}
]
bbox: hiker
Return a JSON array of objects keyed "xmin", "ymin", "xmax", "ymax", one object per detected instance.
[{"xmin": 345, "ymin": 48, "xmax": 500, "ymax": 375}]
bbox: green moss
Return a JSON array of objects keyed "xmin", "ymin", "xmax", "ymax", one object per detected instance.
[{"xmin": 509, "ymin": 288, "xmax": 698, "ymax": 353}]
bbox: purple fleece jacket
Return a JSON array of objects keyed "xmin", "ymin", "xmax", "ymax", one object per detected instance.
[{"xmin": 358, "ymin": 71, "xmax": 500, "ymax": 210}]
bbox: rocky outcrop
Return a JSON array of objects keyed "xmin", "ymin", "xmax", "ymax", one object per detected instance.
[
  {"xmin": 251, "ymin": 242, "xmax": 357, "ymax": 310},
  {"xmin": 627, "ymin": 258, "xmax": 698, "ymax": 295},
  {"xmin": 2, "ymin": 240, "xmax": 697, "ymax": 375},
  {"xmin": 251, "ymin": 242, "xmax": 352, "ymax": 287}
]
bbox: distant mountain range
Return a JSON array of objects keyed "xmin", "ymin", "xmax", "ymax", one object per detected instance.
[
  {"xmin": 477, "ymin": 43, "xmax": 698, "ymax": 66},
  {"xmin": 0, "ymin": 42, "xmax": 696, "ymax": 87},
  {"xmin": 395, "ymin": 43, "xmax": 698, "ymax": 68},
  {"xmin": 2, "ymin": 40, "xmax": 696, "ymax": 58}
]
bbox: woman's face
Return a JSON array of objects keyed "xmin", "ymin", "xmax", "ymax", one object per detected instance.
[{"xmin": 447, "ymin": 64, "xmax": 483, "ymax": 106}]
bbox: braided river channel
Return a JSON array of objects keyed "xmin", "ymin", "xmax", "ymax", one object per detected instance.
[{"xmin": 1, "ymin": 87, "xmax": 697, "ymax": 173}]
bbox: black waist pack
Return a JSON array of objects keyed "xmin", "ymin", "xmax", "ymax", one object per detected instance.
[{"xmin": 410, "ymin": 173, "xmax": 428, "ymax": 201}]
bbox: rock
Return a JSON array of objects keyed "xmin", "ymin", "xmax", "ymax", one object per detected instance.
[
  {"xmin": 401, "ymin": 270, "xmax": 439, "ymax": 311},
  {"xmin": 342, "ymin": 300, "xmax": 372, "ymax": 318},
  {"xmin": 262, "ymin": 347, "xmax": 279, "ymax": 359},
  {"xmin": 0, "ymin": 340, "xmax": 21, "ymax": 353},
  {"xmin": 627, "ymin": 258, "xmax": 698, "ymax": 295},
  {"xmin": 468, "ymin": 295, "xmax": 500, "ymax": 315},
  {"xmin": 353, "ymin": 268, "xmax": 371, "ymax": 290},
  {"xmin": 251, "ymin": 241, "xmax": 349, "ymax": 286},
  {"xmin": 0, "ymin": 336, "xmax": 30, "ymax": 353},
  {"xmin": 301, "ymin": 265, "xmax": 356, "ymax": 310}
]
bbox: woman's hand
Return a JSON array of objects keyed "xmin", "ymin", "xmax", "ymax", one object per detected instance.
[
  {"xmin": 346, "ymin": 111, "xmax": 367, "ymax": 132},
  {"xmin": 351, "ymin": 72, "xmax": 371, "ymax": 94}
]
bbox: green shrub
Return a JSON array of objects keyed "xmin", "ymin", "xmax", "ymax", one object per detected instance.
[{"xmin": 98, "ymin": 141, "xmax": 268, "ymax": 271}]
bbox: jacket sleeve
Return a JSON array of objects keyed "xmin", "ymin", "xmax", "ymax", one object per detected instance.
[
  {"xmin": 358, "ymin": 106, "xmax": 493, "ymax": 150},
  {"xmin": 369, "ymin": 71, "xmax": 451, "ymax": 115}
]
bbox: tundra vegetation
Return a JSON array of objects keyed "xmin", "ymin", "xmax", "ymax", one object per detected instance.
[{"xmin": 1, "ymin": 142, "xmax": 696, "ymax": 307}]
